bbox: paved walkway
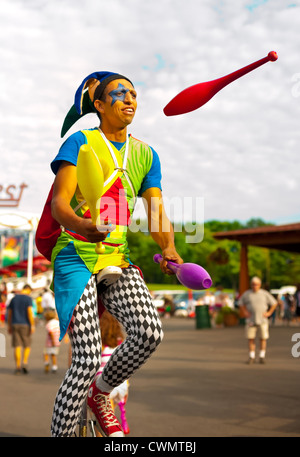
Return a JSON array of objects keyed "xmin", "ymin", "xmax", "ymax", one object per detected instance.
[{"xmin": 1, "ymin": 318, "xmax": 300, "ymax": 437}]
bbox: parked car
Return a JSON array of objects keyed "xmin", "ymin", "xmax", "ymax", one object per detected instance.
[
  {"xmin": 152, "ymin": 289, "xmax": 208, "ymax": 317},
  {"xmin": 173, "ymin": 291, "xmax": 205, "ymax": 317},
  {"xmin": 152, "ymin": 290, "xmax": 183, "ymax": 316}
]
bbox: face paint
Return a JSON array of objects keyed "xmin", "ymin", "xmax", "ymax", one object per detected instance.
[{"xmin": 108, "ymin": 83, "xmax": 130, "ymax": 106}]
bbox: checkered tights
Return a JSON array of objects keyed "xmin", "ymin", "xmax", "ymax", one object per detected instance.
[{"xmin": 51, "ymin": 267, "xmax": 163, "ymax": 436}]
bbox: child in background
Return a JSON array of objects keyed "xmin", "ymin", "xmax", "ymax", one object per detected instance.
[
  {"xmin": 96, "ymin": 310, "xmax": 130, "ymax": 435},
  {"xmin": 44, "ymin": 310, "xmax": 60, "ymax": 373}
]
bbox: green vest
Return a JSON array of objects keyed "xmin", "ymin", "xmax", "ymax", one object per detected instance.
[{"xmin": 51, "ymin": 129, "xmax": 154, "ymax": 274}]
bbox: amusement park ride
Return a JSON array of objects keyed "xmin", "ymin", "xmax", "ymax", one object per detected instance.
[{"xmin": 0, "ymin": 182, "xmax": 50, "ymax": 287}]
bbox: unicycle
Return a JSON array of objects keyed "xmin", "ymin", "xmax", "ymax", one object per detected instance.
[{"xmin": 78, "ymin": 400, "xmax": 97, "ymax": 437}]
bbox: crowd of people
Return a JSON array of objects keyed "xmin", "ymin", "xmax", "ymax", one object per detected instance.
[
  {"xmin": 157, "ymin": 282, "xmax": 300, "ymax": 326},
  {"xmin": 157, "ymin": 279, "xmax": 300, "ymax": 366},
  {"xmin": 0, "ymin": 274, "xmax": 300, "ymax": 436},
  {"xmin": 0, "ymin": 278, "xmax": 131, "ymax": 435},
  {"xmin": 0, "ymin": 282, "xmax": 64, "ymax": 374}
]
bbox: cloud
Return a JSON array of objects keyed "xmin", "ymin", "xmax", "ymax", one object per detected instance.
[{"xmin": 0, "ymin": 0, "xmax": 299, "ymax": 226}]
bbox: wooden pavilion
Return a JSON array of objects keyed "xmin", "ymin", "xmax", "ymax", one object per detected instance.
[{"xmin": 213, "ymin": 222, "xmax": 300, "ymax": 294}]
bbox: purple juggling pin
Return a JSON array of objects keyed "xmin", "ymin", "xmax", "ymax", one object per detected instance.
[{"xmin": 153, "ymin": 254, "xmax": 212, "ymax": 290}]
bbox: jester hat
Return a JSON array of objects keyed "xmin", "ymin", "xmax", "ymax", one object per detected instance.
[{"xmin": 61, "ymin": 71, "xmax": 133, "ymax": 137}]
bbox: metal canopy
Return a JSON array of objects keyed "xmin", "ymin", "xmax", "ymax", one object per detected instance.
[{"xmin": 213, "ymin": 223, "xmax": 300, "ymax": 253}]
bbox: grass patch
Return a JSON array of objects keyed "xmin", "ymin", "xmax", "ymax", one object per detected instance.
[
  {"xmin": 146, "ymin": 283, "xmax": 235, "ymax": 295},
  {"xmin": 146, "ymin": 283, "xmax": 187, "ymax": 291}
]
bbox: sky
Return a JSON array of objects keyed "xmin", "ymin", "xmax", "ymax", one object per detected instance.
[{"xmin": 0, "ymin": 0, "xmax": 299, "ymax": 227}]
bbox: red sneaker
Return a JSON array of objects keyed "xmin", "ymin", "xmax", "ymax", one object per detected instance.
[{"xmin": 87, "ymin": 381, "xmax": 124, "ymax": 437}]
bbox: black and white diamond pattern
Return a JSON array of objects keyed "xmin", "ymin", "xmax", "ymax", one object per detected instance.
[
  {"xmin": 51, "ymin": 267, "xmax": 164, "ymax": 436},
  {"xmin": 100, "ymin": 267, "xmax": 164, "ymax": 387},
  {"xmin": 51, "ymin": 275, "xmax": 101, "ymax": 437}
]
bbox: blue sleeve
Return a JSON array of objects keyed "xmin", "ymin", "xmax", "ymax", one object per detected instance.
[
  {"xmin": 138, "ymin": 147, "xmax": 162, "ymax": 196},
  {"xmin": 50, "ymin": 131, "xmax": 87, "ymax": 175}
]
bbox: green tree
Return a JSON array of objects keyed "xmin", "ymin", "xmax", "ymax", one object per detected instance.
[{"xmin": 127, "ymin": 218, "xmax": 300, "ymax": 290}]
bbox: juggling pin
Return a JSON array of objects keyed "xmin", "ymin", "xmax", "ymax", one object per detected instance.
[
  {"xmin": 118, "ymin": 401, "xmax": 130, "ymax": 435},
  {"xmin": 77, "ymin": 144, "xmax": 106, "ymax": 254},
  {"xmin": 153, "ymin": 254, "xmax": 212, "ymax": 290},
  {"xmin": 164, "ymin": 51, "xmax": 278, "ymax": 116}
]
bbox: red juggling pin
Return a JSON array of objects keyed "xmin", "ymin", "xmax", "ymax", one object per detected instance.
[{"xmin": 164, "ymin": 51, "xmax": 278, "ymax": 116}]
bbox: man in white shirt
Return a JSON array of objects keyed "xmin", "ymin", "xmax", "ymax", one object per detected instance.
[{"xmin": 239, "ymin": 276, "xmax": 277, "ymax": 364}]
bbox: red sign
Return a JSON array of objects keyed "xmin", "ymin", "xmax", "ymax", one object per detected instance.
[{"xmin": 0, "ymin": 183, "xmax": 28, "ymax": 207}]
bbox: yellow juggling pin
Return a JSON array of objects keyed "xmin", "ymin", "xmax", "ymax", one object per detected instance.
[{"xmin": 77, "ymin": 144, "xmax": 106, "ymax": 254}]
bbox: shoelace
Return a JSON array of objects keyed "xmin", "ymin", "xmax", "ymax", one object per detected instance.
[{"xmin": 94, "ymin": 393, "xmax": 120, "ymax": 427}]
